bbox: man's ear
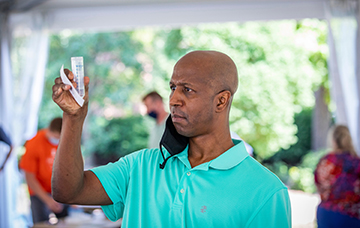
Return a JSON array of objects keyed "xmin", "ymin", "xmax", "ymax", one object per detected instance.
[{"xmin": 215, "ymin": 90, "xmax": 232, "ymax": 113}]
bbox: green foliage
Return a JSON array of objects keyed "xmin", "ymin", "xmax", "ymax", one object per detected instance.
[
  {"xmin": 38, "ymin": 19, "xmax": 328, "ymax": 160},
  {"xmin": 42, "ymin": 31, "xmax": 145, "ymax": 121},
  {"xmin": 143, "ymin": 20, "xmax": 327, "ymax": 158},
  {"xmin": 288, "ymin": 149, "xmax": 328, "ymax": 193},
  {"xmin": 263, "ymin": 108, "xmax": 313, "ymax": 166},
  {"xmin": 265, "ymin": 161, "xmax": 291, "ymax": 185},
  {"xmin": 262, "ymin": 108, "xmax": 326, "ymax": 193},
  {"xmin": 39, "ymin": 31, "xmax": 149, "ymax": 158},
  {"xmin": 265, "ymin": 149, "xmax": 328, "ymax": 193},
  {"xmin": 86, "ymin": 115, "xmax": 149, "ymax": 164}
]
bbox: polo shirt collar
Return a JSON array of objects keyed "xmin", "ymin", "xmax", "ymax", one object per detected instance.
[
  {"xmin": 173, "ymin": 139, "xmax": 249, "ymax": 171},
  {"xmin": 209, "ymin": 139, "xmax": 249, "ymax": 170},
  {"xmin": 175, "ymin": 145, "xmax": 192, "ymax": 169}
]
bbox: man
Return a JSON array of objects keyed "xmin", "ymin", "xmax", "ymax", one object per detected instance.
[
  {"xmin": 19, "ymin": 118, "xmax": 68, "ymax": 223},
  {"xmin": 0, "ymin": 126, "xmax": 13, "ymax": 172},
  {"xmin": 51, "ymin": 50, "xmax": 291, "ymax": 227},
  {"xmin": 142, "ymin": 91, "xmax": 169, "ymax": 148}
]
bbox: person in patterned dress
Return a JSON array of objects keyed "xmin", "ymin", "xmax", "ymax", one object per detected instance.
[{"xmin": 315, "ymin": 125, "xmax": 360, "ymax": 228}]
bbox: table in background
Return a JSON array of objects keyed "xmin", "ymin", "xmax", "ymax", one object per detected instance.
[{"xmin": 32, "ymin": 207, "xmax": 121, "ymax": 228}]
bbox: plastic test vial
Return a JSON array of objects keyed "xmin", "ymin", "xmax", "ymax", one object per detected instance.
[{"xmin": 71, "ymin": 56, "xmax": 85, "ymax": 98}]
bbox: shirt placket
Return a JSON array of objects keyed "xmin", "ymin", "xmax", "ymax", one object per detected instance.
[{"xmin": 170, "ymin": 162, "xmax": 209, "ymax": 227}]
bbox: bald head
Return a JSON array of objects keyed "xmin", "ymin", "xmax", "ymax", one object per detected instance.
[
  {"xmin": 169, "ymin": 50, "xmax": 238, "ymax": 137},
  {"xmin": 175, "ymin": 50, "xmax": 239, "ymax": 96}
]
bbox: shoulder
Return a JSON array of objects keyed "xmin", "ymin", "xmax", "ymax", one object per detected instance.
[
  {"xmin": 124, "ymin": 148, "xmax": 161, "ymax": 161},
  {"xmin": 111, "ymin": 148, "xmax": 163, "ymax": 170},
  {"xmin": 243, "ymin": 156, "xmax": 287, "ymax": 189},
  {"xmin": 92, "ymin": 148, "xmax": 163, "ymax": 179},
  {"xmin": 23, "ymin": 130, "xmax": 46, "ymax": 154},
  {"xmin": 26, "ymin": 130, "xmax": 47, "ymax": 146},
  {"xmin": 235, "ymin": 157, "xmax": 290, "ymax": 226},
  {"xmin": 317, "ymin": 153, "xmax": 335, "ymax": 165}
]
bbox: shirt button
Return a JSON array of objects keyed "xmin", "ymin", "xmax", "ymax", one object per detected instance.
[
  {"xmin": 180, "ymin": 189, "xmax": 185, "ymax": 194},
  {"xmin": 187, "ymin": 172, "xmax": 191, "ymax": 176}
]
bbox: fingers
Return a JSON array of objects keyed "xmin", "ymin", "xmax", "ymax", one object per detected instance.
[
  {"xmin": 84, "ymin": 76, "xmax": 90, "ymax": 86},
  {"xmin": 52, "ymin": 77, "xmax": 71, "ymax": 99},
  {"xmin": 64, "ymin": 68, "xmax": 74, "ymax": 80},
  {"xmin": 63, "ymin": 69, "xmax": 77, "ymax": 88},
  {"xmin": 53, "ymin": 77, "xmax": 70, "ymax": 90},
  {"xmin": 83, "ymin": 77, "xmax": 90, "ymax": 105},
  {"xmin": 52, "ymin": 84, "xmax": 70, "ymax": 98},
  {"xmin": 84, "ymin": 76, "xmax": 90, "ymax": 92},
  {"xmin": 54, "ymin": 77, "xmax": 62, "ymax": 84}
]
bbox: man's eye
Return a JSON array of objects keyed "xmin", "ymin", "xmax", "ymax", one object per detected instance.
[
  {"xmin": 185, "ymin": 87, "xmax": 192, "ymax": 92},
  {"xmin": 170, "ymin": 86, "xmax": 176, "ymax": 91}
]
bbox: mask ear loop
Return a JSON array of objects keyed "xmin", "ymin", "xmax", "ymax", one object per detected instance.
[
  {"xmin": 159, "ymin": 147, "xmax": 175, "ymax": 169},
  {"xmin": 158, "ymin": 115, "xmax": 189, "ymax": 169}
]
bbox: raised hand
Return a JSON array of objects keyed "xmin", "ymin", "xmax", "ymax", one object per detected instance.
[{"xmin": 52, "ymin": 69, "xmax": 90, "ymax": 117}]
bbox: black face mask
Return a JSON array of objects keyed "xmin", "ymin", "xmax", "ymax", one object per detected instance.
[
  {"xmin": 159, "ymin": 115, "xmax": 189, "ymax": 169},
  {"xmin": 148, "ymin": 111, "xmax": 158, "ymax": 119}
]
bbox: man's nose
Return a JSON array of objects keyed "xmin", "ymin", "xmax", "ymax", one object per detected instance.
[{"xmin": 169, "ymin": 89, "xmax": 183, "ymax": 107}]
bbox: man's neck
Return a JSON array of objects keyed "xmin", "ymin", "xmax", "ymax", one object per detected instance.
[{"xmin": 187, "ymin": 131, "xmax": 234, "ymax": 168}]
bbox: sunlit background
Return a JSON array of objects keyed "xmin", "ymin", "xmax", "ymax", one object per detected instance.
[
  {"xmin": 1, "ymin": 0, "xmax": 360, "ymax": 228},
  {"xmin": 13, "ymin": 19, "xmax": 328, "ymax": 227}
]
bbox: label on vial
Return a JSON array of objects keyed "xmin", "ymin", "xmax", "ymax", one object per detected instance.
[
  {"xmin": 60, "ymin": 65, "xmax": 84, "ymax": 107},
  {"xmin": 71, "ymin": 57, "xmax": 85, "ymax": 98}
]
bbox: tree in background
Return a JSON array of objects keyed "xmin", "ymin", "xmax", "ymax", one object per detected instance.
[
  {"xmin": 38, "ymin": 19, "xmax": 328, "ymax": 162},
  {"xmin": 133, "ymin": 19, "xmax": 328, "ymax": 160}
]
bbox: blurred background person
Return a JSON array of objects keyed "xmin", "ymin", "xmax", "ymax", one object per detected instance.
[
  {"xmin": 0, "ymin": 126, "xmax": 13, "ymax": 172},
  {"xmin": 142, "ymin": 91, "xmax": 169, "ymax": 148},
  {"xmin": 19, "ymin": 117, "xmax": 69, "ymax": 224},
  {"xmin": 314, "ymin": 125, "xmax": 360, "ymax": 228}
]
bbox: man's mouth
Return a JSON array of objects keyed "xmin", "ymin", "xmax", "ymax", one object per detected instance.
[{"xmin": 171, "ymin": 113, "xmax": 186, "ymax": 123}]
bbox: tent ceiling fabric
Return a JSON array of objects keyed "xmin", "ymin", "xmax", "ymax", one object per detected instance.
[
  {"xmin": 13, "ymin": 0, "xmax": 47, "ymax": 11},
  {"xmin": 34, "ymin": 0, "xmax": 324, "ymax": 10},
  {"xmin": 10, "ymin": 0, "xmax": 326, "ymax": 32},
  {"xmin": 0, "ymin": 0, "xmax": 46, "ymax": 12}
]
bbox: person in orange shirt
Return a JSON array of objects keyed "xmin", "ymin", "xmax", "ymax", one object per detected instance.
[{"xmin": 20, "ymin": 117, "xmax": 68, "ymax": 223}]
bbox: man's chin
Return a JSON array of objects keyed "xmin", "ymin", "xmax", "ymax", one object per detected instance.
[{"xmin": 173, "ymin": 124, "xmax": 192, "ymax": 138}]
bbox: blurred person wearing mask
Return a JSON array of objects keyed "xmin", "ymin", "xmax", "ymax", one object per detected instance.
[
  {"xmin": 20, "ymin": 117, "xmax": 68, "ymax": 224},
  {"xmin": 315, "ymin": 125, "xmax": 360, "ymax": 228},
  {"xmin": 142, "ymin": 91, "xmax": 169, "ymax": 148}
]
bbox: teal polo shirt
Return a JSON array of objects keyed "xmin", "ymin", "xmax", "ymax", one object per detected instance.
[{"xmin": 91, "ymin": 140, "xmax": 291, "ymax": 227}]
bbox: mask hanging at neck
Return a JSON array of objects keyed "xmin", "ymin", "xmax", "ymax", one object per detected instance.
[{"xmin": 159, "ymin": 115, "xmax": 189, "ymax": 169}]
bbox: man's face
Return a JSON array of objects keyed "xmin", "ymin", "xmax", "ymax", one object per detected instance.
[
  {"xmin": 143, "ymin": 97, "xmax": 157, "ymax": 114},
  {"xmin": 169, "ymin": 60, "xmax": 216, "ymax": 138},
  {"xmin": 46, "ymin": 130, "xmax": 61, "ymax": 145},
  {"xmin": 47, "ymin": 130, "xmax": 60, "ymax": 140}
]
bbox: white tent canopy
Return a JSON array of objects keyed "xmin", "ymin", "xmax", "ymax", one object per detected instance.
[
  {"xmin": 12, "ymin": 0, "xmax": 327, "ymax": 31},
  {"xmin": 1, "ymin": 0, "xmax": 359, "ymax": 227},
  {"xmin": 6, "ymin": 0, "xmax": 332, "ymax": 145}
]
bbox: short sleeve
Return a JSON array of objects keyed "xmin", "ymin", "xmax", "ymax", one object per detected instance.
[
  {"xmin": 90, "ymin": 150, "xmax": 142, "ymax": 222},
  {"xmin": 246, "ymin": 188, "xmax": 291, "ymax": 228}
]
